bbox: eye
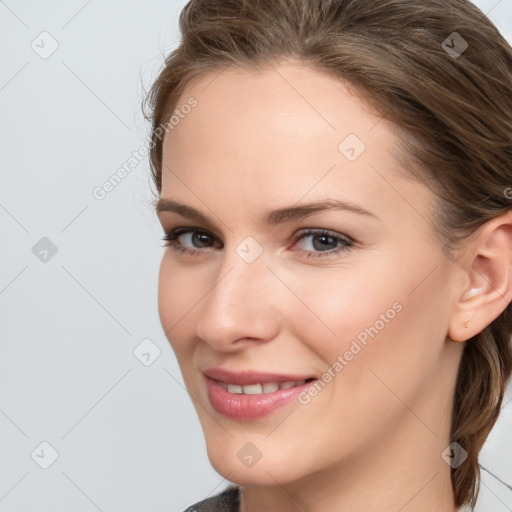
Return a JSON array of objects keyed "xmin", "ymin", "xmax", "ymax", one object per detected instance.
[
  {"xmin": 161, "ymin": 227, "xmax": 353, "ymax": 258},
  {"xmin": 291, "ymin": 229, "xmax": 353, "ymax": 258},
  {"xmin": 162, "ymin": 228, "xmax": 220, "ymax": 255}
]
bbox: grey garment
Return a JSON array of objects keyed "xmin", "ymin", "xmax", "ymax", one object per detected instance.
[
  {"xmin": 183, "ymin": 485, "xmax": 240, "ymax": 512},
  {"xmin": 182, "ymin": 486, "xmax": 476, "ymax": 511}
]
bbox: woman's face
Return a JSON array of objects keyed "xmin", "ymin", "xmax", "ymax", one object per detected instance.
[{"xmin": 157, "ymin": 62, "xmax": 464, "ymax": 488}]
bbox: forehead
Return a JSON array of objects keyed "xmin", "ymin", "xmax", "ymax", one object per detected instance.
[
  {"xmin": 165, "ymin": 62, "xmax": 386, "ymax": 159},
  {"xmin": 160, "ymin": 62, "xmax": 433, "ymax": 229}
]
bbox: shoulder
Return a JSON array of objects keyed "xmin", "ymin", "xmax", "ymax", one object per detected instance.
[{"xmin": 182, "ymin": 485, "xmax": 240, "ymax": 512}]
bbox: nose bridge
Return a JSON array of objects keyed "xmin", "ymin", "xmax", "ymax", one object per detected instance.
[
  {"xmin": 213, "ymin": 235, "xmax": 271, "ymax": 305},
  {"xmin": 195, "ymin": 239, "xmax": 278, "ymax": 346}
]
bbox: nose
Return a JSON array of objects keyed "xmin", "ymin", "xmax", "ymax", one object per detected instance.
[{"xmin": 195, "ymin": 247, "xmax": 280, "ymax": 351}]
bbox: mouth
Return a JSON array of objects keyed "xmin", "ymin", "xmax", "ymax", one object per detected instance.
[{"xmin": 202, "ymin": 367, "xmax": 318, "ymax": 421}]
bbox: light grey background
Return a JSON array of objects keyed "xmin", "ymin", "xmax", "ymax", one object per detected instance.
[{"xmin": 1, "ymin": 1, "xmax": 511, "ymax": 511}]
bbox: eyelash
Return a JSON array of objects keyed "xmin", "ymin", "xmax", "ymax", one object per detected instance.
[{"xmin": 161, "ymin": 228, "xmax": 354, "ymax": 259}]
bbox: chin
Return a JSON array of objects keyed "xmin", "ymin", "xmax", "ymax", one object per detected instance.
[
  {"xmin": 208, "ymin": 457, "xmax": 293, "ymax": 486},
  {"xmin": 205, "ymin": 437, "xmax": 311, "ymax": 487}
]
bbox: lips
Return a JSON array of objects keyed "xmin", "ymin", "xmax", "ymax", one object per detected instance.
[
  {"xmin": 203, "ymin": 367, "xmax": 316, "ymax": 386},
  {"xmin": 203, "ymin": 367, "xmax": 317, "ymax": 420}
]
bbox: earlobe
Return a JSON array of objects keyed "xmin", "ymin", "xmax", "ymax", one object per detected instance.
[{"xmin": 448, "ymin": 213, "xmax": 512, "ymax": 343}]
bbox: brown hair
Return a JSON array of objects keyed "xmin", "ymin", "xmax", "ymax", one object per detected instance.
[{"xmin": 144, "ymin": 0, "xmax": 512, "ymax": 507}]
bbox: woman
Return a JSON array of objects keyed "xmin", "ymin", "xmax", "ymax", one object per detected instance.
[{"xmin": 144, "ymin": 0, "xmax": 512, "ymax": 510}]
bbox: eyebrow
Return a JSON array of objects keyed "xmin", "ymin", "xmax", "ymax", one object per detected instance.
[{"xmin": 155, "ymin": 197, "xmax": 377, "ymax": 225}]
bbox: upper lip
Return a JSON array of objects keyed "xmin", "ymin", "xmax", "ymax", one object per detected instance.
[{"xmin": 203, "ymin": 367, "xmax": 316, "ymax": 385}]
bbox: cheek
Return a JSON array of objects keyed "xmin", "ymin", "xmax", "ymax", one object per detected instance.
[
  {"xmin": 282, "ymin": 266, "xmax": 402, "ymax": 360},
  {"xmin": 157, "ymin": 255, "xmax": 205, "ymax": 353},
  {"xmin": 287, "ymin": 261, "xmax": 449, "ymax": 400}
]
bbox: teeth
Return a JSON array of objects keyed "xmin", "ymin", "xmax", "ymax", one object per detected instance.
[
  {"xmin": 262, "ymin": 382, "xmax": 279, "ymax": 393},
  {"xmin": 220, "ymin": 380, "xmax": 309, "ymax": 395},
  {"xmin": 226, "ymin": 384, "xmax": 243, "ymax": 393},
  {"xmin": 243, "ymin": 384, "xmax": 263, "ymax": 395}
]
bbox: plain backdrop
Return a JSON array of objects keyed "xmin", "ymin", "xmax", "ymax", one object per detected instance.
[{"xmin": 1, "ymin": 1, "xmax": 511, "ymax": 511}]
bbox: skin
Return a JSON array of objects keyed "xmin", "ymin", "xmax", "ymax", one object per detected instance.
[{"xmin": 156, "ymin": 61, "xmax": 512, "ymax": 512}]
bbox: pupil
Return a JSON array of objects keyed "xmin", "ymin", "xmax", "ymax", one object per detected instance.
[
  {"xmin": 194, "ymin": 233, "xmax": 211, "ymax": 247},
  {"xmin": 313, "ymin": 235, "xmax": 336, "ymax": 251}
]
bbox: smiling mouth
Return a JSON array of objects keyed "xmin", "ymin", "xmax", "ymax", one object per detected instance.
[
  {"xmin": 205, "ymin": 372, "xmax": 319, "ymax": 420},
  {"xmin": 215, "ymin": 378, "xmax": 317, "ymax": 395}
]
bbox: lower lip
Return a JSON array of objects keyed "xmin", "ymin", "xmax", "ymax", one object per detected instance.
[{"xmin": 205, "ymin": 376, "xmax": 316, "ymax": 421}]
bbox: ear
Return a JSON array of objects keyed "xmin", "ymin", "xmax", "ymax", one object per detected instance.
[{"xmin": 448, "ymin": 212, "xmax": 512, "ymax": 342}]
